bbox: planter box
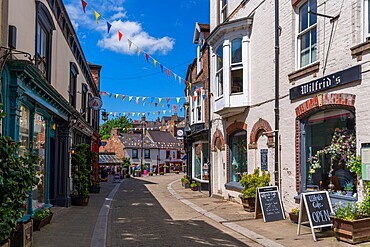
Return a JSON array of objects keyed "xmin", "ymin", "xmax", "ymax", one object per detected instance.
[
  {"xmin": 289, "ymin": 212, "xmax": 299, "ymax": 224},
  {"xmin": 11, "ymin": 220, "xmax": 32, "ymax": 247},
  {"xmin": 1, "ymin": 239, "xmax": 10, "ymax": 247},
  {"xmin": 71, "ymin": 195, "xmax": 90, "ymax": 206},
  {"xmin": 332, "ymin": 217, "xmax": 370, "ymax": 244},
  {"xmin": 240, "ymin": 197, "xmax": 256, "ymax": 212},
  {"xmin": 89, "ymin": 186, "xmax": 101, "ymax": 193},
  {"xmin": 32, "ymin": 213, "xmax": 53, "ymax": 232}
]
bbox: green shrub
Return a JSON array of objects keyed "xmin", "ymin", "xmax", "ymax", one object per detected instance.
[
  {"xmin": 240, "ymin": 168, "xmax": 270, "ymax": 198},
  {"xmin": 71, "ymin": 144, "xmax": 90, "ymax": 196}
]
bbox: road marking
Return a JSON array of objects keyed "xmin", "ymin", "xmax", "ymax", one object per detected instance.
[
  {"xmin": 167, "ymin": 180, "xmax": 284, "ymax": 247},
  {"xmin": 90, "ymin": 181, "xmax": 123, "ymax": 247}
]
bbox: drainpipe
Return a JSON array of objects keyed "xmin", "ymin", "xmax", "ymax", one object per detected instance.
[
  {"xmin": 207, "ymin": 44, "xmax": 212, "ymax": 197},
  {"xmin": 274, "ymin": 0, "xmax": 280, "ymax": 189}
]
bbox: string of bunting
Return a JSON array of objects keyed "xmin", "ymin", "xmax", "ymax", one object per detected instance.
[{"xmin": 80, "ymin": 0, "xmax": 192, "ymax": 86}]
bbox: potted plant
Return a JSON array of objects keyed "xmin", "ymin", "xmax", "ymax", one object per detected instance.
[
  {"xmin": 288, "ymin": 207, "xmax": 300, "ymax": 224},
  {"xmin": 190, "ymin": 181, "xmax": 198, "ymax": 191},
  {"xmin": 148, "ymin": 171, "xmax": 154, "ymax": 176},
  {"xmin": 89, "ymin": 175, "xmax": 101, "ymax": 193},
  {"xmin": 239, "ymin": 168, "xmax": 270, "ymax": 212},
  {"xmin": 343, "ymin": 182, "xmax": 354, "ymax": 197},
  {"xmin": 0, "ymin": 117, "xmax": 39, "ymax": 246},
  {"xmin": 31, "ymin": 206, "xmax": 53, "ymax": 231},
  {"xmin": 71, "ymin": 144, "xmax": 90, "ymax": 206},
  {"xmin": 331, "ymin": 179, "xmax": 370, "ymax": 244},
  {"xmin": 159, "ymin": 171, "xmax": 165, "ymax": 175}
]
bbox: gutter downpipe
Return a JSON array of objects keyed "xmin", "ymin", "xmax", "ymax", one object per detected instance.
[
  {"xmin": 208, "ymin": 44, "xmax": 212, "ymax": 197},
  {"xmin": 274, "ymin": 0, "xmax": 280, "ymax": 191}
]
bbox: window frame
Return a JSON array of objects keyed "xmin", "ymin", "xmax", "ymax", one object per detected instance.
[
  {"xmin": 35, "ymin": 2, "xmax": 55, "ymax": 83},
  {"xmin": 69, "ymin": 62, "xmax": 78, "ymax": 108},
  {"xmin": 296, "ymin": 0, "xmax": 317, "ymax": 69},
  {"xmin": 230, "ymin": 38, "xmax": 243, "ymax": 94},
  {"xmin": 215, "ymin": 45, "xmax": 224, "ymax": 98},
  {"xmin": 363, "ymin": 0, "xmax": 370, "ymax": 40},
  {"xmin": 220, "ymin": 0, "xmax": 227, "ymax": 23},
  {"xmin": 144, "ymin": 149, "xmax": 150, "ymax": 159},
  {"xmin": 132, "ymin": 149, "xmax": 139, "ymax": 159}
]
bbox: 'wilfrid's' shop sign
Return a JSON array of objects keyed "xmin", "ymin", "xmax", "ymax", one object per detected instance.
[{"xmin": 290, "ymin": 65, "xmax": 361, "ymax": 100}]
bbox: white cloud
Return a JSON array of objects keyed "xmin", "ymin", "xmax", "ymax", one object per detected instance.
[
  {"xmin": 64, "ymin": 1, "xmax": 175, "ymax": 55},
  {"xmin": 97, "ymin": 20, "xmax": 174, "ymax": 55}
]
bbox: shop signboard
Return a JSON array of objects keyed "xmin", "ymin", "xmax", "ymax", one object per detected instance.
[
  {"xmin": 290, "ymin": 65, "xmax": 361, "ymax": 100},
  {"xmin": 297, "ymin": 191, "xmax": 333, "ymax": 241},
  {"xmin": 255, "ymin": 186, "xmax": 285, "ymax": 222},
  {"xmin": 361, "ymin": 143, "xmax": 370, "ymax": 181}
]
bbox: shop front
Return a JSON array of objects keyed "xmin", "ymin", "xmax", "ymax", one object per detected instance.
[{"xmin": 2, "ymin": 60, "xmax": 76, "ymax": 212}]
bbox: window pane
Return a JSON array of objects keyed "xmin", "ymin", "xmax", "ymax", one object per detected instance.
[
  {"xmin": 230, "ymin": 131, "xmax": 247, "ymax": 182},
  {"xmin": 19, "ymin": 105, "xmax": 30, "ymax": 157},
  {"xmin": 231, "ymin": 38, "xmax": 242, "ymax": 64},
  {"xmin": 311, "ymin": 28, "xmax": 317, "ymax": 63},
  {"xmin": 299, "ymin": 2, "xmax": 308, "ymax": 32},
  {"xmin": 368, "ymin": 2, "xmax": 370, "ymax": 34},
  {"xmin": 309, "ymin": 0, "xmax": 317, "ymax": 26},
  {"xmin": 300, "ymin": 32, "xmax": 310, "ymax": 67},
  {"xmin": 194, "ymin": 143, "xmax": 202, "ymax": 179},
  {"xmin": 217, "ymin": 45, "xmax": 223, "ymax": 70},
  {"xmin": 217, "ymin": 70, "xmax": 223, "ymax": 96},
  {"xmin": 231, "ymin": 69, "xmax": 243, "ymax": 93},
  {"xmin": 33, "ymin": 113, "xmax": 46, "ymax": 208}
]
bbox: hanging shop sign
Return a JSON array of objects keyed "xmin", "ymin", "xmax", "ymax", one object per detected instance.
[
  {"xmin": 297, "ymin": 191, "xmax": 333, "ymax": 241},
  {"xmin": 88, "ymin": 97, "xmax": 103, "ymax": 110},
  {"xmin": 289, "ymin": 65, "xmax": 361, "ymax": 100}
]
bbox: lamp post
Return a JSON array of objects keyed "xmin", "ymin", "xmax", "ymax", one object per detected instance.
[{"xmin": 101, "ymin": 110, "xmax": 108, "ymax": 121}]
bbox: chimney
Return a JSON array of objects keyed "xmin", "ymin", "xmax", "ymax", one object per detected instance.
[{"xmin": 88, "ymin": 63, "xmax": 102, "ymax": 90}]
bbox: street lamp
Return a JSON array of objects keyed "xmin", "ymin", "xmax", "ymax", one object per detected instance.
[{"xmin": 101, "ymin": 110, "xmax": 108, "ymax": 121}]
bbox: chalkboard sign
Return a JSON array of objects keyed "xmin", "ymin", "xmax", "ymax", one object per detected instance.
[
  {"xmin": 260, "ymin": 149, "xmax": 268, "ymax": 171},
  {"xmin": 255, "ymin": 186, "xmax": 285, "ymax": 222},
  {"xmin": 297, "ymin": 191, "xmax": 333, "ymax": 241}
]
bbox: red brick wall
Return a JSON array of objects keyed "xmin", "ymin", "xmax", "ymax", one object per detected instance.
[{"xmin": 248, "ymin": 118, "xmax": 274, "ymax": 149}]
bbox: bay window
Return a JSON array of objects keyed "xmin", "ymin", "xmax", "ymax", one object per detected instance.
[
  {"xmin": 231, "ymin": 38, "xmax": 243, "ymax": 94},
  {"xmin": 216, "ymin": 45, "xmax": 223, "ymax": 97}
]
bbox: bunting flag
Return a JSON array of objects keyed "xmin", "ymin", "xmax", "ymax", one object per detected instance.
[
  {"xmin": 158, "ymin": 111, "xmax": 160, "ymax": 115},
  {"xmin": 135, "ymin": 97, "xmax": 139, "ymax": 104},
  {"xmin": 167, "ymin": 104, "xmax": 170, "ymax": 109},
  {"xmin": 153, "ymin": 59, "xmax": 157, "ymax": 68},
  {"xmin": 202, "ymin": 94, "xmax": 206, "ymax": 100},
  {"xmin": 176, "ymin": 97, "xmax": 180, "ymax": 103},
  {"xmin": 161, "ymin": 104, "xmax": 164, "ymax": 108},
  {"xmin": 115, "ymin": 94, "xmax": 119, "ymax": 99},
  {"xmin": 166, "ymin": 69, "xmax": 171, "ymax": 78},
  {"xmin": 158, "ymin": 98, "xmax": 163, "ymax": 103},
  {"xmin": 173, "ymin": 73, "xmax": 177, "ymax": 80},
  {"xmin": 160, "ymin": 65, "xmax": 164, "ymax": 73},
  {"xmin": 81, "ymin": 0, "xmax": 87, "ymax": 13},
  {"xmin": 142, "ymin": 97, "xmax": 146, "ymax": 103},
  {"xmin": 107, "ymin": 22, "xmax": 112, "ymax": 33},
  {"xmin": 129, "ymin": 96, "xmax": 133, "ymax": 102},
  {"xmin": 166, "ymin": 97, "xmax": 170, "ymax": 103},
  {"xmin": 173, "ymin": 105, "xmax": 177, "ymax": 112},
  {"xmin": 145, "ymin": 53, "xmax": 149, "ymax": 63},
  {"xmin": 184, "ymin": 105, "xmax": 189, "ymax": 110},
  {"xmin": 136, "ymin": 47, "xmax": 141, "ymax": 56},
  {"xmin": 163, "ymin": 110, "xmax": 166, "ymax": 114},
  {"xmin": 94, "ymin": 11, "xmax": 100, "ymax": 23},
  {"xmin": 118, "ymin": 31, "xmax": 123, "ymax": 41},
  {"xmin": 193, "ymin": 95, "xmax": 197, "ymax": 102},
  {"xmin": 121, "ymin": 95, "xmax": 126, "ymax": 101},
  {"xmin": 128, "ymin": 39, "xmax": 132, "ymax": 49},
  {"xmin": 154, "ymin": 103, "xmax": 158, "ymax": 107}
]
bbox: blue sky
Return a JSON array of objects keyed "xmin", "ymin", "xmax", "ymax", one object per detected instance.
[{"xmin": 63, "ymin": 0, "xmax": 210, "ymax": 122}]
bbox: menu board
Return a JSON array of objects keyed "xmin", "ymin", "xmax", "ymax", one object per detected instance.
[{"xmin": 256, "ymin": 186, "xmax": 285, "ymax": 222}]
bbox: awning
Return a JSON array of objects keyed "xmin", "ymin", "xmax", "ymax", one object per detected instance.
[{"xmin": 99, "ymin": 154, "xmax": 122, "ymax": 164}]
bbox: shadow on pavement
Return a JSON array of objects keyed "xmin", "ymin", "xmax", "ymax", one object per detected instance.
[{"xmin": 108, "ymin": 178, "xmax": 251, "ymax": 247}]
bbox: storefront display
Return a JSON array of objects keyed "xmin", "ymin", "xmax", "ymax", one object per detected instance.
[{"xmin": 229, "ymin": 130, "xmax": 247, "ymax": 182}]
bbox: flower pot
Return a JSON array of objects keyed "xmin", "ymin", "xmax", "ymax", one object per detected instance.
[
  {"xmin": 332, "ymin": 217, "xmax": 370, "ymax": 244},
  {"xmin": 71, "ymin": 195, "xmax": 90, "ymax": 206},
  {"xmin": 346, "ymin": 191, "xmax": 353, "ymax": 197},
  {"xmin": 289, "ymin": 212, "xmax": 299, "ymax": 224},
  {"xmin": 240, "ymin": 197, "xmax": 256, "ymax": 212},
  {"xmin": 185, "ymin": 183, "xmax": 190, "ymax": 189},
  {"xmin": 190, "ymin": 186, "xmax": 198, "ymax": 191},
  {"xmin": 11, "ymin": 220, "xmax": 33, "ymax": 247},
  {"xmin": 89, "ymin": 186, "xmax": 101, "ymax": 193},
  {"xmin": 32, "ymin": 213, "xmax": 53, "ymax": 231}
]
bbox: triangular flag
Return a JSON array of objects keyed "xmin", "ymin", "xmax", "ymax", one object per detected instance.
[
  {"xmin": 202, "ymin": 94, "xmax": 206, "ymax": 100},
  {"xmin": 185, "ymin": 105, "xmax": 189, "ymax": 110},
  {"xmin": 158, "ymin": 98, "xmax": 163, "ymax": 103},
  {"xmin": 128, "ymin": 39, "xmax": 132, "ymax": 49},
  {"xmin": 167, "ymin": 104, "xmax": 170, "ymax": 109},
  {"xmin": 94, "ymin": 11, "xmax": 100, "ymax": 23},
  {"xmin": 197, "ymin": 87, "xmax": 201, "ymax": 94},
  {"xmin": 81, "ymin": 0, "xmax": 87, "ymax": 13},
  {"xmin": 173, "ymin": 105, "xmax": 177, "ymax": 111},
  {"xmin": 153, "ymin": 59, "xmax": 157, "ymax": 68},
  {"xmin": 142, "ymin": 97, "xmax": 146, "ymax": 102},
  {"xmin": 107, "ymin": 22, "xmax": 112, "ymax": 33},
  {"xmin": 133, "ymin": 113, "xmax": 136, "ymax": 116},
  {"xmin": 160, "ymin": 64, "xmax": 164, "ymax": 73},
  {"xmin": 174, "ymin": 73, "xmax": 177, "ymax": 80},
  {"xmin": 150, "ymin": 97, "xmax": 154, "ymax": 103},
  {"xmin": 129, "ymin": 96, "xmax": 133, "ymax": 102},
  {"xmin": 145, "ymin": 53, "xmax": 149, "ymax": 63},
  {"xmin": 137, "ymin": 48, "xmax": 141, "ymax": 56},
  {"xmin": 176, "ymin": 97, "xmax": 180, "ymax": 103},
  {"xmin": 158, "ymin": 111, "xmax": 160, "ymax": 115},
  {"xmin": 193, "ymin": 95, "xmax": 197, "ymax": 101},
  {"xmin": 178, "ymin": 76, "xmax": 182, "ymax": 84},
  {"xmin": 107, "ymin": 93, "xmax": 112, "ymax": 98},
  {"xmin": 115, "ymin": 94, "xmax": 119, "ymax": 99},
  {"xmin": 135, "ymin": 97, "xmax": 139, "ymax": 104},
  {"xmin": 166, "ymin": 69, "xmax": 171, "ymax": 78},
  {"xmin": 155, "ymin": 103, "xmax": 158, "ymax": 107},
  {"xmin": 161, "ymin": 104, "xmax": 164, "ymax": 108},
  {"xmin": 118, "ymin": 31, "xmax": 123, "ymax": 41},
  {"xmin": 163, "ymin": 110, "xmax": 166, "ymax": 114},
  {"xmin": 166, "ymin": 98, "xmax": 170, "ymax": 103},
  {"xmin": 121, "ymin": 95, "xmax": 126, "ymax": 101}
]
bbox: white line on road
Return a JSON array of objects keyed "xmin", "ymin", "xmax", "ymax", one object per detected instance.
[{"xmin": 90, "ymin": 181, "xmax": 123, "ymax": 247}]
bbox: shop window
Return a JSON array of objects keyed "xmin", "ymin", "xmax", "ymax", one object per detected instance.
[
  {"xmin": 193, "ymin": 142, "xmax": 209, "ymax": 181},
  {"xmin": 33, "ymin": 113, "xmax": 46, "ymax": 208},
  {"xmin": 166, "ymin": 150, "xmax": 170, "ymax": 159},
  {"xmin": 36, "ymin": 2, "xmax": 55, "ymax": 82},
  {"xmin": 144, "ymin": 149, "xmax": 150, "ymax": 159},
  {"xmin": 19, "ymin": 105, "xmax": 30, "ymax": 157},
  {"xmin": 229, "ymin": 131, "xmax": 248, "ymax": 182},
  {"xmin": 132, "ymin": 149, "xmax": 138, "ymax": 159},
  {"xmin": 216, "ymin": 45, "xmax": 223, "ymax": 97},
  {"xmin": 231, "ymin": 38, "xmax": 243, "ymax": 93},
  {"xmin": 297, "ymin": 0, "xmax": 317, "ymax": 68},
  {"xmin": 302, "ymin": 109, "xmax": 356, "ymax": 199}
]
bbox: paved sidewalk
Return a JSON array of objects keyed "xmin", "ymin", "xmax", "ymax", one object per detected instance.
[{"xmin": 167, "ymin": 175, "xmax": 369, "ymax": 247}]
